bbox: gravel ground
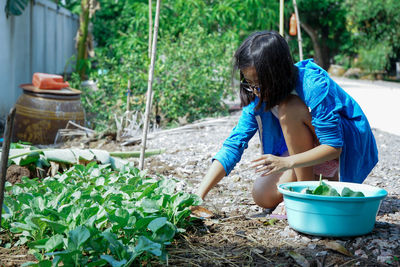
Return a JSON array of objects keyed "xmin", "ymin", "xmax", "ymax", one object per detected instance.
[{"xmin": 135, "ymin": 110, "xmax": 400, "ymax": 266}]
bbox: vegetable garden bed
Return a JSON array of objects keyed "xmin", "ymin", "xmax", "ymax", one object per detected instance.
[{"xmin": 0, "ymin": 163, "xmax": 201, "ymax": 266}]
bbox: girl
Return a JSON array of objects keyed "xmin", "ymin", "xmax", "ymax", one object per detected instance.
[{"xmin": 196, "ymin": 31, "xmax": 378, "ymax": 210}]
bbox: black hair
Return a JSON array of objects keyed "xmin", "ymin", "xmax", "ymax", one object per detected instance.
[{"xmin": 234, "ymin": 31, "xmax": 298, "ymax": 110}]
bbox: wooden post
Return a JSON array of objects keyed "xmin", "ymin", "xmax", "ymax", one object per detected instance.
[
  {"xmin": 292, "ymin": 0, "xmax": 303, "ymax": 61},
  {"xmin": 0, "ymin": 108, "xmax": 16, "ymax": 228},
  {"xmin": 148, "ymin": 0, "xmax": 153, "ymax": 59},
  {"xmin": 127, "ymin": 80, "xmax": 131, "ymax": 113},
  {"xmin": 279, "ymin": 0, "xmax": 284, "ymax": 36},
  {"xmin": 139, "ymin": 0, "xmax": 161, "ymax": 170}
]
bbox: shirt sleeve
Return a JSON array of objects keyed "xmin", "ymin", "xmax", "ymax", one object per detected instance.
[
  {"xmin": 213, "ymin": 105, "xmax": 258, "ymax": 175},
  {"xmin": 309, "ymin": 78, "xmax": 344, "ymax": 148}
]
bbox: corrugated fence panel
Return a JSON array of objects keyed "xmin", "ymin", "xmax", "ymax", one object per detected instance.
[{"xmin": 0, "ymin": 0, "xmax": 78, "ymax": 119}]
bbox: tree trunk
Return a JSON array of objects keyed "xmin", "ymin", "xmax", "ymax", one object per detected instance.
[
  {"xmin": 76, "ymin": 0, "xmax": 90, "ymax": 80},
  {"xmin": 301, "ymin": 22, "xmax": 330, "ymax": 70}
]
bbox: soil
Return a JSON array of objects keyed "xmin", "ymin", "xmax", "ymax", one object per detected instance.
[
  {"xmin": 5, "ymin": 165, "xmax": 30, "ymax": 185},
  {"xmin": 1, "ymin": 111, "xmax": 399, "ymax": 266},
  {"xmin": 0, "ymin": 232, "xmax": 36, "ymax": 267}
]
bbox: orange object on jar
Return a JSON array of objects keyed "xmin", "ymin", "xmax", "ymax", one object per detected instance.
[
  {"xmin": 32, "ymin": 73, "xmax": 70, "ymax": 90},
  {"xmin": 289, "ymin": 13, "xmax": 297, "ymax": 36}
]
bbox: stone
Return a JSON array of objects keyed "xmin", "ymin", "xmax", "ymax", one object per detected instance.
[{"xmin": 328, "ymin": 64, "xmax": 346, "ymax": 77}]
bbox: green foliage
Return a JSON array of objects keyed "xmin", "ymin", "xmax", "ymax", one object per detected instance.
[
  {"xmin": 357, "ymin": 42, "xmax": 392, "ymax": 73},
  {"xmin": 296, "ymin": 0, "xmax": 350, "ymax": 69},
  {"xmin": 77, "ymin": 0, "xmax": 281, "ymax": 130},
  {"xmin": 344, "ymin": 0, "xmax": 400, "ymax": 72},
  {"xmin": 312, "ymin": 180, "xmax": 340, "ymax": 196},
  {"xmin": 341, "ymin": 187, "xmax": 365, "ymax": 197},
  {"xmin": 5, "ymin": 0, "xmax": 29, "ymax": 17},
  {"xmin": 298, "ymin": 178, "xmax": 365, "ymax": 197},
  {"xmin": 2, "ymin": 163, "xmax": 202, "ymax": 265}
]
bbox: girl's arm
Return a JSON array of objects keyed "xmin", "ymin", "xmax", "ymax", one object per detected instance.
[
  {"xmin": 197, "ymin": 103, "xmax": 259, "ymax": 200},
  {"xmin": 288, "ymin": 144, "xmax": 341, "ymax": 169},
  {"xmin": 196, "ymin": 160, "xmax": 226, "ymax": 200},
  {"xmin": 252, "ymin": 144, "xmax": 341, "ymax": 176}
]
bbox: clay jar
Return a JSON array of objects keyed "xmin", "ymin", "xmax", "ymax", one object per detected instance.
[{"xmin": 13, "ymin": 84, "xmax": 85, "ymax": 144}]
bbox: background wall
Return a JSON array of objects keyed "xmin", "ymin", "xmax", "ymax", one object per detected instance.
[{"xmin": 0, "ymin": 0, "xmax": 78, "ymax": 122}]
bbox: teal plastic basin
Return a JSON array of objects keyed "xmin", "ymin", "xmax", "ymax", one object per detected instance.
[{"xmin": 277, "ymin": 181, "xmax": 387, "ymax": 237}]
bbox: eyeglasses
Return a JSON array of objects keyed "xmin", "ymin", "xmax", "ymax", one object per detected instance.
[{"xmin": 241, "ymin": 78, "xmax": 260, "ymax": 95}]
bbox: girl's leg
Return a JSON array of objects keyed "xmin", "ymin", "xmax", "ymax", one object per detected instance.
[
  {"xmin": 251, "ymin": 95, "xmax": 317, "ymax": 209},
  {"xmin": 252, "ymin": 169, "xmax": 296, "ymax": 209},
  {"xmin": 278, "ymin": 95, "xmax": 317, "ymax": 180}
]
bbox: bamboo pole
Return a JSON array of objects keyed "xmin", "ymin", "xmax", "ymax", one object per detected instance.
[
  {"xmin": 292, "ymin": 0, "xmax": 303, "ymax": 61},
  {"xmin": 0, "ymin": 107, "xmax": 16, "ymax": 229},
  {"xmin": 279, "ymin": 0, "xmax": 284, "ymax": 36},
  {"xmin": 139, "ymin": 0, "xmax": 161, "ymax": 170},
  {"xmin": 127, "ymin": 80, "xmax": 131, "ymax": 113},
  {"xmin": 7, "ymin": 148, "xmax": 165, "ymax": 161},
  {"xmin": 148, "ymin": 0, "xmax": 153, "ymax": 59}
]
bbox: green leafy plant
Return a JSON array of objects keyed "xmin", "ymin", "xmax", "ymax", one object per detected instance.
[
  {"xmin": 2, "ymin": 163, "xmax": 202, "ymax": 265},
  {"xmin": 295, "ymin": 177, "xmax": 365, "ymax": 197}
]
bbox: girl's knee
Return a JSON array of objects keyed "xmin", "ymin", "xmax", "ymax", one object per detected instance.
[
  {"xmin": 251, "ymin": 170, "xmax": 296, "ymax": 209},
  {"xmin": 278, "ymin": 95, "xmax": 310, "ymax": 124},
  {"xmin": 251, "ymin": 174, "xmax": 283, "ymax": 209}
]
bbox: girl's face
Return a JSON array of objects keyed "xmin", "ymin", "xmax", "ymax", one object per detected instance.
[{"xmin": 241, "ymin": 67, "xmax": 261, "ymax": 97}]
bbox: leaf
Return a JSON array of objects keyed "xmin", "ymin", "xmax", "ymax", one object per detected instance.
[
  {"xmin": 148, "ymin": 217, "xmax": 168, "ymax": 233},
  {"xmin": 190, "ymin": 206, "xmax": 213, "ymax": 218},
  {"xmin": 137, "ymin": 183, "xmax": 158, "ymax": 200},
  {"xmin": 68, "ymin": 225, "xmax": 90, "ymax": 250},
  {"xmin": 288, "ymin": 251, "xmax": 310, "ymax": 267},
  {"xmin": 28, "ymin": 238, "xmax": 49, "ymax": 250},
  {"xmin": 21, "ymin": 260, "xmax": 52, "ymax": 267},
  {"xmin": 108, "ymin": 208, "xmax": 129, "ymax": 228},
  {"xmin": 325, "ymin": 241, "xmax": 353, "ymax": 256},
  {"xmin": 139, "ymin": 199, "xmax": 160, "ymax": 213},
  {"xmin": 100, "ymin": 255, "xmax": 127, "ymax": 267},
  {"xmin": 41, "ymin": 219, "xmax": 67, "ymax": 234},
  {"xmin": 341, "ymin": 187, "xmax": 365, "ymax": 197},
  {"xmin": 86, "ymin": 259, "xmax": 108, "ymax": 267},
  {"xmin": 312, "ymin": 181, "xmax": 340, "ymax": 196},
  {"xmin": 10, "ymin": 222, "xmax": 33, "ymax": 232},
  {"xmin": 44, "ymin": 234, "xmax": 64, "ymax": 252},
  {"xmin": 134, "ymin": 236, "xmax": 162, "ymax": 256},
  {"xmin": 135, "ymin": 216, "xmax": 158, "ymax": 230},
  {"xmin": 152, "ymin": 221, "xmax": 176, "ymax": 242},
  {"xmin": 9, "ymin": 149, "xmax": 41, "ymax": 166},
  {"xmin": 101, "ymin": 231, "xmax": 127, "ymax": 257}
]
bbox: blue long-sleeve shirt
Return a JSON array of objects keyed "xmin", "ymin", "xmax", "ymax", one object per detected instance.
[{"xmin": 213, "ymin": 59, "xmax": 378, "ymax": 183}]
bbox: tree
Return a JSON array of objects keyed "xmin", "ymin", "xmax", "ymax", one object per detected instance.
[
  {"xmin": 345, "ymin": 0, "xmax": 400, "ymax": 73},
  {"xmin": 297, "ymin": 0, "xmax": 349, "ymax": 70}
]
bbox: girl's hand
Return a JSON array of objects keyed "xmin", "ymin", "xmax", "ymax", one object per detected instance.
[{"xmin": 250, "ymin": 154, "xmax": 292, "ymax": 176}]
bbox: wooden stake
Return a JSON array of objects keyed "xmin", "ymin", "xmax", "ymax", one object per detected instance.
[
  {"xmin": 127, "ymin": 80, "xmax": 131, "ymax": 113},
  {"xmin": 148, "ymin": 0, "xmax": 153, "ymax": 59},
  {"xmin": 139, "ymin": 0, "xmax": 161, "ymax": 170},
  {"xmin": 292, "ymin": 0, "xmax": 303, "ymax": 61},
  {"xmin": 0, "ymin": 107, "xmax": 16, "ymax": 229},
  {"xmin": 279, "ymin": 0, "xmax": 284, "ymax": 36}
]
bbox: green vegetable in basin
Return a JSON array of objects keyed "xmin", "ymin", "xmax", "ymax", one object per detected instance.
[{"xmin": 294, "ymin": 176, "xmax": 365, "ymax": 197}]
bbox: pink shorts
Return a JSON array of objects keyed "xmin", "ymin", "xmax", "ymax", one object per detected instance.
[{"xmin": 313, "ymin": 159, "xmax": 339, "ymax": 178}]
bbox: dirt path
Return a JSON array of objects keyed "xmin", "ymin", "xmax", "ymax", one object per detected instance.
[{"xmin": 137, "ymin": 111, "xmax": 400, "ymax": 266}]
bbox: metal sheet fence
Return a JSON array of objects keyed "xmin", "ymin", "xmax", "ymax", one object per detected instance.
[{"xmin": 0, "ymin": 0, "xmax": 78, "ymax": 119}]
